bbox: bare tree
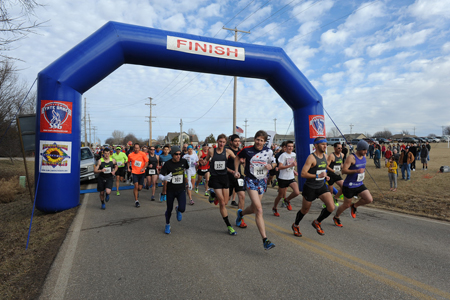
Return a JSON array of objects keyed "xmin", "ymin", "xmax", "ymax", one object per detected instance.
[
  {"xmin": 427, "ymin": 133, "xmax": 436, "ymax": 138},
  {"xmin": 1, "ymin": 0, "xmax": 46, "ymax": 61},
  {"xmin": 444, "ymin": 126, "xmax": 450, "ymax": 136},
  {"xmin": 187, "ymin": 128, "xmax": 196, "ymax": 136},
  {"xmin": 326, "ymin": 127, "xmax": 340, "ymax": 137},
  {"xmin": 401, "ymin": 130, "xmax": 410, "ymax": 135},
  {"xmin": 104, "ymin": 137, "xmax": 114, "ymax": 146},
  {"xmin": 156, "ymin": 135, "xmax": 165, "ymax": 144},
  {"xmin": 373, "ymin": 129, "xmax": 392, "ymax": 139},
  {"xmin": 122, "ymin": 133, "xmax": 138, "ymax": 145},
  {"xmin": 111, "ymin": 130, "xmax": 124, "ymax": 145}
]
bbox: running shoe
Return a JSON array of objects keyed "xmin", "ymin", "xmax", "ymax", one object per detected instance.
[
  {"xmin": 146, "ymin": 185, "xmax": 149, "ymax": 190},
  {"xmin": 205, "ymin": 191, "xmax": 210, "ymax": 196},
  {"xmin": 322, "ymin": 203, "xmax": 327, "ymax": 209},
  {"xmin": 195, "ymin": 187, "xmax": 198, "ymax": 194},
  {"xmin": 292, "ymin": 223, "xmax": 302, "ymax": 237},
  {"xmin": 101, "ymin": 202, "xmax": 106, "ymax": 210},
  {"xmin": 176, "ymin": 206, "xmax": 182, "ymax": 221},
  {"xmin": 105, "ymin": 194, "xmax": 110, "ymax": 202},
  {"xmin": 311, "ymin": 220, "xmax": 324, "ymax": 235},
  {"xmin": 272, "ymin": 208, "xmax": 280, "ymax": 217},
  {"xmin": 135, "ymin": 201, "xmax": 140, "ymax": 208},
  {"xmin": 208, "ymin": 193, "xmax": 215, "ymax": 203},
  {"xmin": 281, "ymin": 199, "xmax": 287, "ymax": 208},
  {"xmin": 160, "ymin": 193, "xmax": 164, "ymax": 202},
  {"xmin": 190, "ymin": 199, "xmax": 195, "ymax": 205},
  {"xmin": 236, "ymin": 209, "xmax": 243, "ymax": 227},
  {"xmin": 164, "ymin": 194, "xmax": 167, "ymax": 201},
  {"xmin": 231, "ymin": 201, "xmax": 238, "ymax": 207},
  {"xmin": 286, "ymin": 201, "xmax": 292, "ymax": 211},
  {"xmin": 116, "ymin": 191, "xmax": 120, "ymax": 196},
  {"xmin": 214, "ymin": 199, "xmax": 219, "ymax": 205},
  {"xmin": 350, "ymin": 204, "xmax": 357, "ymax": 218},
  {"xmin": 334, "ymin": 197, "xmax": 340, "ymax": 207},
  {"xmin": 239, "ymin": 219, "xmax": 247, "ymax": 228},
  {"xmin": 263, "ymin": 239, "xmax": 275, "ymax": 250},
  {"xmin": 271, "ymin": 180, "xmax": 277, "ymax": 188},
  {"xmin": 333, "ymin": 216, "xmax": 343, "ymax": 227},
  {"xmin": 151, "ymin": 195, "xmax": 155, "ymax": 201},
  {"xmin": 165, "ymin": 224, "xmax": 171, "ymax": 234},
  {"xmin": 228, "ymin": 226, "xmax": 237, "ymax": 236}
]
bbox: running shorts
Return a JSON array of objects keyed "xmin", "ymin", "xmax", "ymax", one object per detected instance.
[
  {"xmin": 116, "ymin": 167, "xmax": 126, "ymax": 177},
  {"xmin": 145, "ymin": 168, "xmax": 157, "ymax": 177},
  {"xmin": 228, "ymin": 173, "xmax": 245, "ymax": 193},
  {"xmin": 327, "ymin": 172, "xmax": 343, "ymax": 186},
  {"xmin": 197, "ymin": 169, "xmax": 209, "ymax": 176},
  {"xmin": 269, "ymin": 168, "xmax": 279, "ymax": 177},
  {"xmin": 97, "ymin": 177, "xmax": 114, "ymax": 192},
  {"xmin": 209, "ymin": 174, "xmax": 229, "ymax": 189},
  {"xmin": 278, "ymin": 178, "xmax": 296, "ymax": 189},
  {"xmin": 342, "ymin": 184, "xmax": 368, "ymax": 199},
  {"xmin": 302, "ymin": 184, "xmax": 329, "ymax": 202},
  {"xmin": 132, "ymin": 173, "xmax": 145, "ymax": 186},
  {"xmin": 184, "ymin": 173, "xmax": 197, "ymax": 179},
  {"xmin": 245, "ymin": 177, "xmax": 268, "ymax": 195}
]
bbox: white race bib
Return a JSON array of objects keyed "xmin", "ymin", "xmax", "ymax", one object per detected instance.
[
  {"xmin": 254, "ymin": 166, "xmax": 268, "ymax": 179},
  {"xmin": 117, "ymin": 161, "xmax": 123, "ymax": 167},
  {"xmin": 316, "ymin": 170, "xmax": 326, "ymax": 180},
  {"xmin": 214, "ymin": 161, "xmax": 226, "ymax": 170},
  {"xmin": 357, "ymin": 172, "xmax": 365, "ymax": 182},
  {"xmin": 334, "ymin": 165, "xmax": 341, "ymax": 175},
  {"xmin": 148, "ymin": 169, "xmax": 155, "ymax": 175},
  {"xmin": 104, "ymin": 167, "xmax": 111, "ymax": 174},
  {"xmin": 172, "ymin": 174, "xmax": 183, "ymax": 184},
  {"xmin": 237, "ymin": 178, "xmax": 244, "ymax": 187},
  {"xmin": 134, "ymin": 160, "xmax": 142, "ymax": 167}
]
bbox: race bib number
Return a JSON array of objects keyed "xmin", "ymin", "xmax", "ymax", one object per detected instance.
[
  {"xmin": 172, "ymin": 175, "xmax": 183, "ymax": 184},
  {"xmin": 254, "ymin": 166, "xmax": 268, "ymax": 179},
  {"xmin": 357, "ymin": 172, "xmax": 365, "ymax": 182},
  {"xmin": 104, "ymin": 167, "xmax": 111, "ymax": 174},
  {"xmin": 316, "ymin": 170, "xmax": 326, "ymax": 180},
  {"xmin": 214, "ymin": 161, "xmax": 226, "ymax": 170},
  {"xmin": 148, "ymin": 169, "xmax": 155, "ymax": 175},
  {"xmin": 237, "ymin": 178, "xmax": 244, "ymax": 187},
  {"xmin": 117, "ymin": 161, "xmax": 123, "ymax": 167},
  {"xmin": 334, "ymin": 165, "xmax": 341, "ymax": 174},
  {"xmin": 134, "ymin": 160, "xmax": 142, "ymax": 167}
]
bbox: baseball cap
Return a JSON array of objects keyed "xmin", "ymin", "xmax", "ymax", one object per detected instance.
[
  {"xmin": 187, "ymin": 145, "xmax": 193, "ymax": 149},
  {"xmin": 116, "ymin": 146, "xmax": 121, "ymax": 150}
]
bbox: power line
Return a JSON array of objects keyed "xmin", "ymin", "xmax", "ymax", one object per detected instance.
[
  {"xmin": 211, "ymin": 0, "xmax": 257, "ymax": 38},
  {"xmin": 234, "ymin": 0, "xmax": 273, "ymax": 28}
]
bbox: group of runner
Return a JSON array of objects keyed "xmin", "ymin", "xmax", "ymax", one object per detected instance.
[{"xmin": 93, "ymin": 131, "xmax": 373, "ymax": 251}]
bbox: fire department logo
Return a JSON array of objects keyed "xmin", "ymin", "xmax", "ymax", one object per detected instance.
[
  {"xmin": 40, "ymin": 100, "xmax": 72, "ymax": 134},
  {"xmin": 309, "ymin": 115, "xmax": 325, "ymax": 138}
]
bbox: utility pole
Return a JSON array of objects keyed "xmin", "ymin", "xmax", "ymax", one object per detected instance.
[
  {"xmin": 88, "ymin": 114, "xmax": 92, "ymax": 146},
  {"xmin": 179, "ymin": 119, "xmax": 183, "ymax": 146},
  {"xmin": 274, "ymin": 118, "xmax": 277, "ymax": 133},
  {"xmin": 145, "ymin": 97, "xmax": 156, "ymax": 146},
  {"xmin": 244, "ymin": 118, "xmax": 248, "ymax": 146},
  {"xmin": 84, "ymin": 97, "xmax": 87, "ymax": 147},
  {"xmin": 92, "ymin": 126, "xmax": 98, "ymax": 146},
  {"xmin": 413, "ymin": 127, "xmax": 416, "ymax": 136},
  {"xmin": 222, "ymin": 26, "xmax": 250, "ymax": 134},
  {"xmin": 349, "ymin": 124, "xmax": 354, "ymax": 134}
]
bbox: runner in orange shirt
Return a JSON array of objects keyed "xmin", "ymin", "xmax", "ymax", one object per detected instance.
[{"xmin": 127, "ymin": 143, "xmax": 149, "ymax": 207}]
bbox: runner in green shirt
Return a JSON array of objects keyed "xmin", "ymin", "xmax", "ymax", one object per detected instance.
[{"xmin": 112, "ymin": 146, "xmax": 128, "ymax": 196}]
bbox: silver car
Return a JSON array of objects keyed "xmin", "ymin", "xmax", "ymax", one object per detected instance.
[{"xmin": 80, "ymin": 147, "xmax": 97, "ymax": 181}]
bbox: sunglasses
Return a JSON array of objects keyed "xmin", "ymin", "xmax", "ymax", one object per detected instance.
[{"xmin": 173, "ymin": 152, "xmax": 182, "ymax": 156}]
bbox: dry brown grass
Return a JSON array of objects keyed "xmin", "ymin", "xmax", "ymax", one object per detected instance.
[
  {"xmin": 0, "ymin": 159, "xmax": 78, "ymax": 300},
  {"xmin": 0, "ymin": 177, "xmax": 25, "ymax": 203}
]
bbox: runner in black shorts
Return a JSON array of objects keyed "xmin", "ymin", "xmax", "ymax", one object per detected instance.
[
  {"xmin": 292, "ymin": 137, "xmax": 335, "ymax": 237},
  {"xmin": 204, "ymin": 134, "xmax": 238, "ymax": 236},
  {"xmin": 326, "ymin": 142, "xmax": 345, "ymax": 206},
  {"xmin": 195, "ymin": 143, "xmax": 210, "ymax": 196},
  {"xmin": 226, "ymin": 134, "xmax": 247, "ymax": 228},
  {"xmin": 333, "ymin": 140, "xmax": 373, "ymax": 227},
  {"xmin": 94, "ymin": 148, "xmax": 117, "ymax": 210}
]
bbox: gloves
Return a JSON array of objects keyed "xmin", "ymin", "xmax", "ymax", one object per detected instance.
[{"xmin": 159, "ymin": 172, "xmax": 172, "ymax": 181}]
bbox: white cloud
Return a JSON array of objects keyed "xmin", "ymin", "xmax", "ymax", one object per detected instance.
[
  {"xmin": 408, "ymin": 0, "xmax": 450, "ymax": 20},
  {"xmin": 443, "ymin": 42, "xmax": 450, "ymax": 53},
  {"xmin": 161, "ymin": 13, "xmax": 187, "ymax": 31}
]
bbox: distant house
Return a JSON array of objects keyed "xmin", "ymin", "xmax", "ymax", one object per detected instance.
[
  {"xmin": 164, "ymin": 132, "xmax": 199, "ymax": 146},
  {"xmin": 391, "ymin": 134, "xmax": 418, "ymax": 140},
  {"xmin": 273, "ymin": 134, "xmax": 295, "ymax": 145},
  {"xmin": 343, "ymin": 133, "xmax": 367, "ymax": 141}
]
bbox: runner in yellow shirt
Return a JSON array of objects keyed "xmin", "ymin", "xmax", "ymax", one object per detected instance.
[{"xmin": 111, "ymin": 146, "xmax": 128, "ymax": 196}]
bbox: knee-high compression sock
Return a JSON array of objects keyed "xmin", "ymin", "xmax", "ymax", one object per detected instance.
[
  {"xmin": 295, "ymin": 210, "xmax": 305, "ymax": 225},
  {"xmin": 317, "ymin": 208, "xmax": 332, "ymax": 223},
  {"xmin": 223, "ymin": 216, "xmax": 231, "ymax": 227}
]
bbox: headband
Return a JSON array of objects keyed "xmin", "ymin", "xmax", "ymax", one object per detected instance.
[{"xmin": 315, "ymin": 139, "xmax": 327, "ymax": 144}]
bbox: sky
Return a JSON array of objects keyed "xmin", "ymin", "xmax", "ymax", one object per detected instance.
[{"xmin": 8, "ymin": 0, "xmax": 450, "ymax": 144}]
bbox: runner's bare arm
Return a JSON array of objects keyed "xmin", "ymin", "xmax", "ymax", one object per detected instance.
[
  {"xmin": 342, "ymin": 154, "xmax": 359, "ymax": 174},
  {"xmin": 94, "ymin": 160, "xmax": 102, "ymax": 173},
  {"xmin": 234, "ymin": 155, "xmax": 241, "ymax": 178},
  {"xmin": 300, "ymin": 154, "xmax": 316, "ymax": 179},
  {"xmin": 326, "ymin": 153, "xmax": 335, "ymax": 173}
]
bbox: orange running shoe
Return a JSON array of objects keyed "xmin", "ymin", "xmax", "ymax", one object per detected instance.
[
  {"xmin": 272, "ymin": 208, "xmax": 280, "ymax": 217},
  {"xmin": 350, "ymin": 204, "xmax": 357, "ymax": 218},
  {"xmin": 333, "ymin": 216, "xmax": 343, "ymax": 227},
  {"xmin": 286, "ymin": 201, "xmax": 292, "ymax": 211},
  {"xmin": 239, "ymin": 218, "xmax": 247, "ymax": 228},
  {"xmin": 292, "ymin": 223, "xmax": 302, "ymax": 237},
  {"xmin": 311, "ymin": 220, "xmax": 324, "ymax": 235}
]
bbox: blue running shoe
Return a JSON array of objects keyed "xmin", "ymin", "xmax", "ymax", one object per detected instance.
[
  {"xmin": 105, "ymin": 194, "xmax": 110, "ymax": 202},
  {"xmin": 160, "ymin": 193, "xmax": 164, "ymax": 202},
  {"xmin": 163, "ymin": 194, "xmax": 167, "ymax": 201},
  {"xmin": 236, "ymin": 209, "xmax": 243, "ymax": 227},
  {"xmin": 176, "ymin": 206, "xmax": 182, "ymax": 221},
  {"xmin": 165, "ymin": 224, "xmax": 171, "ymax": 234},
  {"xmin": 263, "ymin": 239, "xmax": 275, "ymax": 250},
  {"xmin": 101, "ymin": 202, "xmax": 106, "ymax": 210}
]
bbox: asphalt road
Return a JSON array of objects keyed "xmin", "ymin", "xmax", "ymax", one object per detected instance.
[{"xmin": 40, "ymin": 182, "xmax": 450, "ymax": 300}]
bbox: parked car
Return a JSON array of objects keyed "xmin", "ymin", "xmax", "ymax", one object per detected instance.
[
  {"xmin": 80, "ymin": 146, "xmax": 97, "ymax": 182},
  {"xmin": 327, "ymin": 137, "xmax": 346, "ymax": 145},
  {"xmin": 417, "ymin": 137, "xmax": 427, "ymax": 143},
  {"xmin": 429, "ymin": 137, "xmax": 440, "ymax": 143},
  {"xmin": 402, "ymin": 137, "xmax": 418, "ymax": 143},
  {"xmin": 351, "ymin": 139, "xmax": 361, "ymax": 145},
  {"xmin": 441, "ymin": 136, "xmax": 450, "ymax": 142},
  {"xmin": 377, "ymin": 138, "xmax": 390, "ymax": 144}
]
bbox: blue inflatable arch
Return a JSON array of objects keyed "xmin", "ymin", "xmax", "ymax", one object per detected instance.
[{"xmin": 35, "ymin": 21, "xmax": 324, "ymax": 212}]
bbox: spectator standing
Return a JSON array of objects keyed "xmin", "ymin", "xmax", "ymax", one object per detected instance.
[
  {"xmin": 386, "ymin": 156, "xmax": 398, "ymax": 192},
  {"xmin": 368, "ymin": 143, "xmax": 374, "ymax": 159},
  {"xmin": 384, "ymin": 147, "xmax": 392, "ymax": 166},
  {"xmin": 342, "ymin": 143, "xmax": 349, "ymax": 161},
  {"xmin": 420, "ymin": 144, "xmax": 428, "ymax": 170},
  {"xmin": 399, "ymin": 147, "xmax": 414, "ymax": 181},
  {"xmin": 409, "ymin": 144, "xmax": 417, "ymax": 171},
  {"xmin": 381, "ymin": 144, "xmax": 386, "ymax": 158},
  {"xmin": 374, "ymin": 145, "xmax": 381, "ymax": 168},
  {"xmin": 426, "ymin": 142, "xmax": 431, "ymax": 161}
]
